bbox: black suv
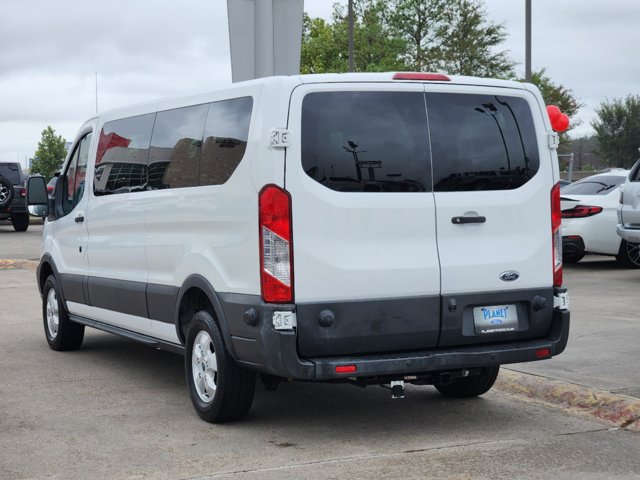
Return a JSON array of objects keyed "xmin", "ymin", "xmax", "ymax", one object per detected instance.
[{"xmin": 0, "ymin": 162, "xmax": 29, "ymax": 231}]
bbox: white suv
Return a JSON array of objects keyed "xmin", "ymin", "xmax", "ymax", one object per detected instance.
[
  {"xmin": 617, "ymin": 159, "xmax": 640, "ymax": 260},
  {"xmin": 27, "ymin": 72, "xmax": 570, "ymax": 423}
]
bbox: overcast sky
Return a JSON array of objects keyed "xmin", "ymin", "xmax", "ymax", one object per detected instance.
[{"xmin": 1, "ymin": 0, "xmax": 638, "ymax": 167}]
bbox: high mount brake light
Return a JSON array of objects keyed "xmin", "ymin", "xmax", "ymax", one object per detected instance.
[
  {"xmin": 393, "ymin": 72, "xmax": 451, "ymax": 81},
  {"xmin": 551, "ymin": 183, "xmax": 562, "ymax": 287},
  {"xmin": 561, "ymin": 205, "xmax": 603, "ymax": 218},
  {"xmin": 259, "ymin": 185, "xmax": 294, "ymax": 303}
]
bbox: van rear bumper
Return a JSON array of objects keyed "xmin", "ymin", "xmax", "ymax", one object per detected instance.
[{"xmin": 221, "ymin": 293, "xmax": 570, "ymax": 381}]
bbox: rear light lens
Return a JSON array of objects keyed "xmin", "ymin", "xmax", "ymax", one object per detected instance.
[
  {"xmin": 335, "ymin": 365, "xmax": 357, "ymax": 374},
  {"xmin": 551, "ymin": 183, "xmax": 562, "ymax": 287},
  {"xmin": 535, "ymin": 347, "xmax": 551, "ymax": 359},
  {"xmin": 393, "ymin": 72, "xmax": 451, "ymax": 81},
  {"xmin": 19, "ymin": 187, "xmax": 26, "ymax": 198},
  {"xmin": 259, "ymin": 185, "xmax": 293, "ymax": 303},
  {"xmin": 561, "ymin": 205, "xmax": 603, "ymax": 218}
]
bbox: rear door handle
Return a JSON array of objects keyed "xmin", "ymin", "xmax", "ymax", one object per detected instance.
[
  {"xmin": 75, "ymin": 215, "xmax": 85, "ymax": 223},
  {"xmin": 452, "ymin": 215, "xmax": 486, "ymax": 224}
]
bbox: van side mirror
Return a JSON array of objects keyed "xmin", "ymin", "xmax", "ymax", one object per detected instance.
[{"xmin": 26, "ymin": 175, "xmax": 49, "ymax": 217}]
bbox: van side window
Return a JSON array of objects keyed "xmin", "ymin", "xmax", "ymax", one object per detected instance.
[
  {"xmin": 94, "ymin": 113, "xmax": 155, "ymax": 195},
  {"xmin": 200, "ymin": 97, "xmax": 253, "ymax": 186},
  {"xmin": 301, "ymin": 92, "xmax": 431, "ymax": 192},
  {"xmin": 427, "ymin": 93, "xmax": 540, "ymax": 192},
  {"xmin": 148, "ymin": 104, "xmax": 209, "ymax": 189},
  {"xmin": 62, "ymin": 133, "xmax": 92, "ymax": 216},
  {"xmin": 630, "ymin": 161, "xmax": 640, "ymax": 182}
]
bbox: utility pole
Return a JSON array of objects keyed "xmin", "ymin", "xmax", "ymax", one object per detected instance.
[
  {"xmin": 348, "ymin": 0, "xmax": 354, "ymax": 72},
  {"xmin": 525, "ymin": 0, "xmax": 532, "ymax": 82}
]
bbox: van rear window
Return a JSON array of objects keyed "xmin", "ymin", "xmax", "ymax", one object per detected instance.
[
  {"xmin": 427, "ymin": 93, "xmax": 540, "ymax": 192},
  {"xmin": 301, "ymin": 92, "xmax": 431, "ymax": 192},
  {"xmin": 301, "ymin": 91, "xmax": 539, "ymax": 193}
]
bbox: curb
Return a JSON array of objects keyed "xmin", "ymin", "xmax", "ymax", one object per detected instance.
[
  {"xmin": 496, "ymin": 368, "xmax": 640, "ymax": 431},
  {"xmin": 0, "ymin": 259, "xmax": 38, "ymax": 271}
]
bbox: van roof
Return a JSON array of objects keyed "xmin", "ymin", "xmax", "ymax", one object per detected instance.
[
  {"xmin": 93, "ymin": 72, "xmax": 531, "ymax": 123},
  {"xmin": 297, "ymin": 72, "xmax": 527, "ymax": 90}
]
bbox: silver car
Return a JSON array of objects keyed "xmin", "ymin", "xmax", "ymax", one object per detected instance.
[{"xmin": 617, "ymin": 159, "xmax": 640, "ymax": 267}]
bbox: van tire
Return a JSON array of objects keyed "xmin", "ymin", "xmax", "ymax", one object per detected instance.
[
  {"xmin": 11, "ymin": 213, "xmax": 29, "ymax": 232},
  {"xmin": 616, "ymin": 240, "xmax": 640, "ymax": 268},
  {"xmin": 435, "ymin": 366, "xmax": 500, "ymax": 398},
  {"xmin": 185, "ymin": 310, "xmax": 255, "ymax": 423},
  {"xmin": 42, "ymin": 275, "xmax": 85, "ymax": 351}
]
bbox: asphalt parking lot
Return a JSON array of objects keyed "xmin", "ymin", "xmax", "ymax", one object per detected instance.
[{"xmin": 2, "ymin": 224, "xmax": 640, "ymax": 479}]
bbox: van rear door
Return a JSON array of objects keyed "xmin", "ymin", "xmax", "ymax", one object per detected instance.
[
  {"xmin": 425, "ymin": 86, "xmax": 556, "ymax": 346},
  {"xmin": 286, "ymin": 83, "xmax": 441, "ymax": 357}
]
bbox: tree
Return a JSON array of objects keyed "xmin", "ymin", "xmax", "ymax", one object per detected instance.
[
  {"xmin": 302, "ymin": 0, "xmax": 515, "ymax": 77},
  {"xmin": 528, "ymin": 69, "xmax": 581, "ymax": 119},
  {"xmin": 592, "ymin": 95, "xmax": 640, "ymax": 168},
  {"xmin": 31, "ymin": 126, "xmax": 67, "ymax": 181},
  {"xmin": 431, "ymin": 0, "xmax": 515, "ymax": 78},
  {"xmin": 521, "ymin": 69, "xmax": 583, "ymax": 148},
  {"xmin": 384, "ymin": 0, "xmax": 445, "ymax": 72},
  {"xmin": 301, "ymin": 1, "xmax": 407, "ymax": 74}
]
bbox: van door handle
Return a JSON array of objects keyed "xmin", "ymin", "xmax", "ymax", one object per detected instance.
[
  {"xmin": 75, "ymin": 214, "xmax": 85, "ymax": 223},
  {"xmin": 452, "ymin": 215, "xmax": 486, "ymax": 224}
]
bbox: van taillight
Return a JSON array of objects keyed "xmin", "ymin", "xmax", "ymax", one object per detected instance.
[
  {"xmin": 259, "ymin": 185, "xmax": 293, "ymax": 303},
  {"xmin": 551, "ymin": 183, "xmax": 562, "ymax": 287}
]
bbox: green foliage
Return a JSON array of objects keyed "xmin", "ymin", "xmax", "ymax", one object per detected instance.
[
  {"xmin": 432, "ymin": 0, "xmax": 515, "ymax": 78},
  {"xmin": 31, "ymin": 126, "xmax": 67, "ymax": 182},
  {"xmin": 384, "ymin": 0, "xmax": 445, "ymax": 71},
  {"xmin": 301, "ymin": 2, "xmax": 406, "ymax": 74},
  {"xmin": 592, "ymin": 95, "xmax": 640, "ymax": 168},
  {"xmin": 302, "ymin": 0, "xmax": 515, "ymax": 78},
  {"xmin": 522, "ymin": 69, "xmax": 583, "ymax": 148},
  {"xmin": 528, "ymin": 69, "xmax": 581, "ymax": 118}
]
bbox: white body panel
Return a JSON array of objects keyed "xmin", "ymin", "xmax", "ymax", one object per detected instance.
[
  {"xmin": 428, "ymin": 85, "xmax": 554, "ymax": 294},
  {"xmin": 286, "ymin": 82, "xmax": 440, "ymax": 302},
  {"xmin": 619, "ymin": 162, "xmax": 640, "ymax": 242},
  {"xmin": 562, "ymin": 190, "xmax": 622, "ymax": 255}
]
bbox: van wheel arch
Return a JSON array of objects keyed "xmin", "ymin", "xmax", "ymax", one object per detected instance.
[
  {"xmin": 37, "ymin": 256, "xmax": 57, "ymax": 296},
  {"xmin": 175, "ymin": 275, "xmax": 236, "ymax": 358}
]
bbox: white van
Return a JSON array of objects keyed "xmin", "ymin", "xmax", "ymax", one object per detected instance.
[{"xmin": 27, "ymin": 72, "xmax": 570, "ymax": 423}]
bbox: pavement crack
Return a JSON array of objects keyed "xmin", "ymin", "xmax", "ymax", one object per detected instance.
[{"xmin": 178, "ymin": 433, "xmax": 598, "ymax": 479}]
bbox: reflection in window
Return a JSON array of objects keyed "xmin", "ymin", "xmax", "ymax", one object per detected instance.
[
  {"xmin": 94, "ymin": 113, "xmax": 155, "ymax": 195},
  {"xmin": 62, "ymin": 133, "xmax": 92, "ymax": 215},
  {"xmin": 427, "ymin": 93, "xmax": 539, "ymax": 192},
  {"xmin": 301, "ymin": 92, "xmax": 431, "ymax": 192},
  {"xmin": 148, "ymin": 104, "xmax": 208, "ymax": 189},
  {"xmin": 561, "ymin": 175, "xmax": 626, "ymax": 196},
  {"xmin": 200, "ymin": 97, "xmax": 252, "ymax": 186}
]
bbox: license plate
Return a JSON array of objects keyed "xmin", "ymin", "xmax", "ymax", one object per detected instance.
[{"xmin": 473, "ymin": 304, "xmax": 518, "ymax": 334}]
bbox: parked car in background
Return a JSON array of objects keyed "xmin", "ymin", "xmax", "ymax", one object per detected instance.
[
  {"xmin": 617, "ymin": 160, "xmax": 640, "ymax": 259},
  {"xmin": 0, "ymin": 162, "xmax": 29, "ymax": 231},
  {"xmin": 46, "ymin": 176, "xmax": 58, "ymax": 199},
  {"xmin": 561, "ymin": 169, "xmax": 640, "ymax": 267}
]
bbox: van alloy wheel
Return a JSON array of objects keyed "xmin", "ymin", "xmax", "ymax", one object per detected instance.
[
  {"xmin": 191, "ymin": 330, "xmax": 218, "ymax": 403},
  {"xmin": 42, "ymin": 275, "xmax": 84, "ymax": 351},
  {"xmin": 46, "ymin": 288, "xmax": 60, "ymax": 339},
  {"xmin": 185, "ymin": 310, "xmax": 255, "ymax": 422}
]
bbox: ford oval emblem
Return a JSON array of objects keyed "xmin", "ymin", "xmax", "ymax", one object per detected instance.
[{"xmin": 499, "ymin": 271, "xmax": 520, "ymax": 282}]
